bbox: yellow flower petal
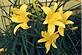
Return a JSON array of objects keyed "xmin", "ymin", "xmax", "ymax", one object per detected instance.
[
  {"xmin": 55, "ymin": 21, "xmax": 65, "ymax": 28},
  {"xmin": 70, "ymin": 27, "xmax": 78, "ymax": 30},
  {"xmin": 20, "ymin": 4, "xmax": 27, "ymax": 12},
  {"xmin": 38, "ymin": 38, "xmax": 47, "ymax": 43},
  {"xmin": 43, "ymin": 20, "xmax": 48, "ymax": 24},
  {"xmin": 58, "ymin": 27, "xmax": 64, "ymax": 36},
  {"xmin": 11, "ymin": 14, "xmax": 21, "ymax": 23},
  {"xmin": 11, "ymin": 14, "xmax": 28, "ymax": 23},
  {"xmin": 26, "ymin": 12, "xmax": 32, "ymax": 15},
  {"xmin": 47, "ymin": 12, "xmax": 61, "ymax": 24},
  {"xmin": 63, "ymin": 11, "xmax": 72, "ymax": 20},
  {"xmin": 21, "ymin": 12, "xmax": 32, "ymax": 18},
  {"xmin": 48, "ymin": 24, "xmax": 55, "ymax": 35},
  {"xmin": 45, "ymin": 41, "xmax": 51, "ymax": 53},
  {"xmin": 52, "ymin": 2, "xmax": 57, "ymax": 12},
  {"xmin": 41, "ymin": 31, "xmax": 49, "ymax": 38},
  {"xmin": 66, "ymin": 20, "xmax": 74, "ymax": 24},
  {"xmin": 59, "ymin": 6, "xmax": 63, "ymax": 14},
  {"xmin": 41, "ymin": 6, "xmax": 52, "ymax": 15},
  {"xmin": 14, "ymin": 22, "xmax": 31, "ymax": 34},
  {"xmin": 52, "ymin": 42, "xmax": 57, "ymax": 48},
  {"xmin": 43, "ymin": 16, "xmax": 48, "ymax": 24},
  {"xmin": 52, "ymin": 32, "xmax": 59, "ymax": 42},
  {"xmin": 53, "ymin": 12, "xmax": 62, "ymax": 20},
  {"xmin": 14, "ymin": 24, "xmax": 21, "ymax": 34},
  {"xmin": 11, "ymin": 8, "xmax": 20, "ymax": 14},
  {"xmin": 20, "ymin": 22, "xmax": 31, "ymax": 29}
]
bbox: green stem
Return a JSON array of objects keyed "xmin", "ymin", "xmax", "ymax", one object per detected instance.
[
  {"xmin": 26, "ymin": 40, "xmax": 34, "ymax": 46},
  {"xmin": 66, "ymin": 32, "xmax": 78, "ymax": 55},
  {"xmin": 12, "ymin": 37, "xmax": 17, "ymax": 55},
  {"xmin": 21, "ymin": 47, "xmax": 24, "ymax": 55},
  {"xmin": 22, "ymin": 36, "xmax": 28, "ymax": 55}
]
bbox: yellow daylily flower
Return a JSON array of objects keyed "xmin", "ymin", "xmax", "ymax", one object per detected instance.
[
  {"xmin": 58, "ymin": 6, "xmax": 74, "ymax": 24},
  {"xmin": 11, "ymin": 4, "xmax": 32, "ymax": 34},
  {"xmin": 53, "ymin": 2, "xmax": 74, "ymax": 25},
  {"xmin": 41, "ymin": 4, "xmax": 65, "ymax": 35},
  {"xmin": 38, "ymin": 31, "xmax": 59, "ymax": 53},
  {"xmin": 58, "ymin": 6, "xmax": 74, "ymax": 36}
]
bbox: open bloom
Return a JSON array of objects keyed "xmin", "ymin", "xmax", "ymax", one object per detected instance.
[
  {"xmin": 58, "ymin": 6, "xmax": 74, "ymax": 36},
  {"xmin": 41, "ymin": 3, "xmax": 65, "ymax": 35},
  {"xmin": 38, "ymin": 31, "xmax": 59, "ymax": 53},
  {"xmin": 11, "ymin": 4, "xmax": 32, "ymax": 34}
]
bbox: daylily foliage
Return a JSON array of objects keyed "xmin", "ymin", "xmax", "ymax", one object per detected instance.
[{"xmin": 10, "ymin": 2, "xmax": 74, "ymax": 54}]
